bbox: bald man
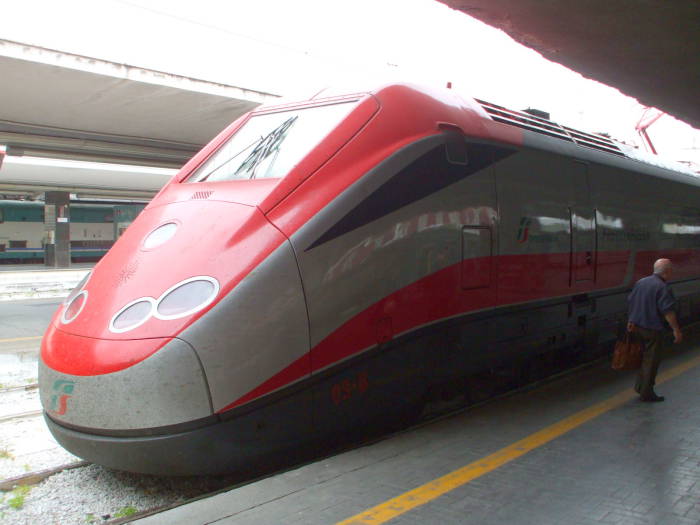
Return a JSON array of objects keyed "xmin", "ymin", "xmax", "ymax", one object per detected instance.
[{"xmin": 627, "ymin": 259, "xmax": 683, "ymax": 402}]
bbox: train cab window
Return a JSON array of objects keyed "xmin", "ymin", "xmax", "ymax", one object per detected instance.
[
  {"xmin": 187, "ymin": 101, "xmax": 358, "ymax": 183},
  {"xmin": 461, "ymin": 226, "xmax": 491, "ymax": 289}
]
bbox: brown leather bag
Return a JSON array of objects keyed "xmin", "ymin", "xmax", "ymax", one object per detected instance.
[{"xmin": 612, "ymin": 331, "xmax": 643, "ymax": 370}]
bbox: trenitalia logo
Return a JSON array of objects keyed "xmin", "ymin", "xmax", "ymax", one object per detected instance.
[
  {"xmin": 49, "ymin": 379, "xmax": 75, "ymax": 416},
  {"xmin": 517, "ymin": 217, "xmax": 532, "ymax": 243}
]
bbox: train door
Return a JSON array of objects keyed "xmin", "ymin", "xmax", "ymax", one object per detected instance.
[{"xmin": 571, "ymin": 162, "xmax": 596, "ymax": 283}]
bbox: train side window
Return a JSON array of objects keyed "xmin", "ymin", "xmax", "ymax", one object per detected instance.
[
  {"xmin": 0, "ymin": 208, "xmax": 3, "ymax": 223},
  {"xmin": 461, "ymin": 226, "xmax": 491, "ymax": 289}
]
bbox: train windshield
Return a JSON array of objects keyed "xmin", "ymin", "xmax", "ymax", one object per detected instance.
[{"xmin": 186, "ymin": 101, "xmax": 357, "ymax": 183}]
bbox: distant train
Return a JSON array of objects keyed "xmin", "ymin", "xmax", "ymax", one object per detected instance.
[
  {"xmin": 0, "ymin": 200, "xmax": 144, "ymax": 262},
  {"xmin": 40, "ymin": 83, "xmax": 700, "ymax": 475}
]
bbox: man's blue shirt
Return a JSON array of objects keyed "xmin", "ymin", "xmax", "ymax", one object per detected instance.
[{"xmin": 627, "ymin": 274, "xmax": 676, "ymax": 331}]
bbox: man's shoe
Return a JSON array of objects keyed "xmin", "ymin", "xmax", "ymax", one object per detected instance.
[{"xmin": 640, "ymin": 394, "xmax": 665, "ymax": 402}]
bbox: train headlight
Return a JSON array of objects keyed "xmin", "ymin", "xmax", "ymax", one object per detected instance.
[
  {"xmin": 107, "ymin": 277, "xmax": 219, "ymax": 332},
  {"xmin": 110, "ymin": 298, "xmax": 156, "ymax": 333},
  {"xmin": 64, "ymin": 271, "xmax": 90, "ymax": 305},
  {"xmin": 143, "ymin": 222, "xmax": 178, "ymax": 250},
  {"xmin": 61, "ymin": 291, "xmax": 88, "ymax": 324},
  {"xmin": 155, "ymin": 276, "xmax": 219, "ymax": 320},
  {"xmin": 61, "ymin": 272, "xmax": 90, "ymax": 324}
]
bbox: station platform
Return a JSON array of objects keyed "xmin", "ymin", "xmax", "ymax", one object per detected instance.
[
  {"xmin": 135, "ymin": 337, "xmax": 700, "ymax": 525},
  {"xmin": 0, "ymin": 263, "xmax": 92, "ymax": 300}
]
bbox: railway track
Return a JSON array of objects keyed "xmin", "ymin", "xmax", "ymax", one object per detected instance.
[
  {"xmin": 0, "ymin": 460, "xmax": 89, "ymax": 491},
  {"xmin": 0, "ymin": 383, "xmax": 39, "ymax": 395},
  {"xmin": 0, "ymin": 382, "xmax": 42, "ymax": 423},
  {"xmin": 0, "ymin": 383, "xmax": 39, "ymax": 394},
  {"xmin": 0, "ymin": 409, "xmax": 42, "ymax": 423}
]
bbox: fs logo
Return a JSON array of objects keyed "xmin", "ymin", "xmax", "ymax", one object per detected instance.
[
  {"xmin": 517, "ymin": 217, "xmax": 532, "ymax": 243},
  {"xmin": 49, "ymin": 379, "xmax": 75, "ymax": 416}
]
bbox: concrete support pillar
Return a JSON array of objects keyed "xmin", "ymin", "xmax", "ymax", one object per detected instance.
[{"xmin": 44, "ymin": 191, "xmax": 71, "ymax": 268}]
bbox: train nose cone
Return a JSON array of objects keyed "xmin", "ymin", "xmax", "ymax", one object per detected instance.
[
  {"xmin": 39, "ymin": 327, "xmax": 212, "ymax": 432},
  {"xmin": 50, "ymin": 199, "xmax": 284, "ymax": 344}
]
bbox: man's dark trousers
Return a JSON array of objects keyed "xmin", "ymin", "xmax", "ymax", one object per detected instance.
[{"xmin": 634, "ymin": 327, "xmax": 664, "ymax": 398}]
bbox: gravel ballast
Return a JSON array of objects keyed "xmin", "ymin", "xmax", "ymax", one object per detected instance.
[{"xmin": 0, "ymin": 463, "xmax": 240, "ymax": 524}]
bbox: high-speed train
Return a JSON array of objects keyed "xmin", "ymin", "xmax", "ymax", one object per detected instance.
[{"xmin": 39, "ymin": 84, "xmax": 700, "ymax": 475}]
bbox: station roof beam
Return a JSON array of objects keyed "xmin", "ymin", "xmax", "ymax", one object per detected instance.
[
  {"xmin": 0, "ymin": 39, "xmax": 280, "ymax": 169},
  {"xmin": 440, "ymin": 0, "xmax": 700, "ymax": 129}
]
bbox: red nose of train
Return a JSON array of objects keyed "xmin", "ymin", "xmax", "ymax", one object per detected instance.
[
  {"xmin": 43, "ymin": 196, "xmax": 280, "ymax": 372},
  {"xmin": 39, "ymin": 189, "xmax": 293, "ymax": 438}
]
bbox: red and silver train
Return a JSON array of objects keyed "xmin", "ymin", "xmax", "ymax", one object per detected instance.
[{"xmin": 39, "ymin": 84, "xmax": 700, "ymax": 475}]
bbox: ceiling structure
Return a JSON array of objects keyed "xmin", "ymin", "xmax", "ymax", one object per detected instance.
[
  {"xmin": 439, "ymin": 0, "xmax": 700, "ymax": 130},
  {"xmin": 0, "ymin": 40, "xmax": 279, "ymax": 168},
  {"xmin": 0, "ymin": 156, "xmax": 175, "ymax": 200},
  {"xmin": 0, "ymin": 39, "xmax": 279, "ymax": 198}
]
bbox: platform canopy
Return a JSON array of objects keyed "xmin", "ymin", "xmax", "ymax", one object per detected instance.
[
  {"xmin": 0, "ymin": 39, "xmax": 280, "ymax": 197},
  {"xmin": 439, "ymin": 0, "xmax": 700, "ymax": 130}
]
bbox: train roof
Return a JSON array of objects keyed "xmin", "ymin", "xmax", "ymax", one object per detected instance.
[
  {"xmin": 474, "ymin": 98, "xmax": 698, "ymax": 179},
  {"xmin": 297, "ymin": 83, "xmax": 698, "ymax": 181}
]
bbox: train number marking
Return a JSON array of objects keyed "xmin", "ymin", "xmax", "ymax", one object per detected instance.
[{"xmin": 331, "ymin": 371, "xmax": 369, "ymax": 405}]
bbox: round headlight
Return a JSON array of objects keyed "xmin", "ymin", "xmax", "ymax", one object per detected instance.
[
  {"xmin": 155, "ymin": 277, "xmax": 219, "ymax": 320},
  {"xmin": 62, "ymin": 291, "xmax": 87, "ymax": 324},
  {"xmin": 64, "ymin": 271, "xmax": 91, "ymax": 305},
  {"xmin": 110, "ymin": 298, "xmax": 156, "ymax": 333},
  {"xmin": 143, "ymin": 222, "xmax": 178, "ymax": 250}
]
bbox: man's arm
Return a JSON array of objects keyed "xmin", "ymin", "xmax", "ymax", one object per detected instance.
[{"xmin": 664, "ymin": 311, "xmax": 682, "ymax": 343}]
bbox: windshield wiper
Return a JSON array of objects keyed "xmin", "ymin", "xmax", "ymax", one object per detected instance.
[
  {"xmin": 193, "ymin": 115, "xmax": 298, "ymax": 183},
  {"xmin": 234, "ymin": 116, "xmax": 297, "ymax": 179}
]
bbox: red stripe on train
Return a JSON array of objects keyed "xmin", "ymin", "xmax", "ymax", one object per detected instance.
[{"xmin": 219, "ymin": 247, "xmax": 700, "ymax": 412}]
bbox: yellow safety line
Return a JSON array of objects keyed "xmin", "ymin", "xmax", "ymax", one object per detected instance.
[
  {"xmin": 0, "ymin": 336, "xmax": 42, "ymax": 344},
  {"xmin": 337, "ymin": 352, "xmax": 700, "ymax": 525}
]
